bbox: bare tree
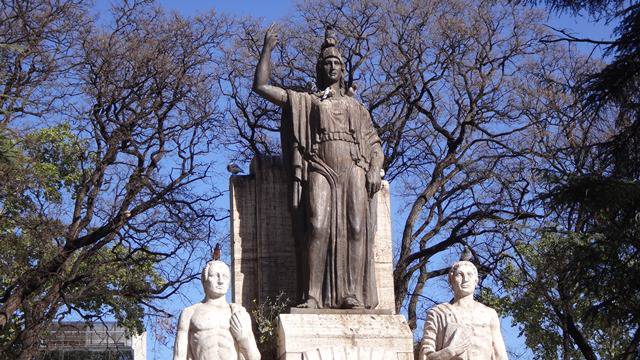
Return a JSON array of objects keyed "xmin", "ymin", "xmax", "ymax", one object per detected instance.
[
  {"xmin": 217, "ymin": 0, "xmax": 563, "ymax": 332},
  {"xmin": 0, "ymin": 2, "xmax": 231, "ymax": 358}
]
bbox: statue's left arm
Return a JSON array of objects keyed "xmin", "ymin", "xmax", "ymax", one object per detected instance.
[
  {"xmin": 491, "ymin": 309, "xmax": 509, "ymax": 360},
  {"xmin": 230, "ymin": 306, "xmax": 261, "ymax": 360},
  {"xmin": 364, "ymin": 110, "xmax": 383, "ymax": 197}
]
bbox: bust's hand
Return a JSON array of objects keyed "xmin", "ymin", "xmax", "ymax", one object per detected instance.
[
  {"xmin": 442, "ymin": 326, "xmax": 472, "ymax": 359},
  {"xmin": 366, "ymin": 167, "xmax": 382, "ymax": 197},
  {"xmin": 230, "ymin": 308, "xmax": 251, "ymax": 342},
  {"xmin": 263, "ymin": 24, "xmax": 279, "ymax": 51}
]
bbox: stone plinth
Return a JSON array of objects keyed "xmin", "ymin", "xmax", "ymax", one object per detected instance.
[
  {"xmin": 277, "ymin": 313, "xmax": 413, "ymax": 360},
  {"xmin": 230, "ymin": 157, "xmax": 395, "ymax": 312},
  {"xmin": 230, "ymin": 157, "xmax": 298, "ymax": 309}
]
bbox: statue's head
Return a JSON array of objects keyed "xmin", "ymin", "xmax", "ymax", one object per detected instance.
[
  {"xmin": 448, "ymin": 260, "xmax": 478, "ymax": 299},
  {"xmin": 201, "ymin": 260, "xmax": 231, "ymax": 299},
  {"xmin": 316, "ymin": 26, "xmax": 346, "ymax": 91}
]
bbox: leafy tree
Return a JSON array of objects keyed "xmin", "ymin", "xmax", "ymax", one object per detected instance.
[
  {"xmin": 500, "ymin": 230, "xmax": 639, "ymax": 360},
  {"xmin": 495, "ymin": 0, "xmax": 640, "ymax": 358}
]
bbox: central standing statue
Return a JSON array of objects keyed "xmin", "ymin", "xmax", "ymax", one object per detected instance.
[{"xmin": 253, "ymin": 25, "xmax": 384, "ymax": 309}]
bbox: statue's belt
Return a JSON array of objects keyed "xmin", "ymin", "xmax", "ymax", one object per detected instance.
[{"xmin": 317, "ymin": 131, "xmax": 356, "ymax": 143}]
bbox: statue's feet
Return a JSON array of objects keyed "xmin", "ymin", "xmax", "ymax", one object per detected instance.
[
  {"xmin": 297, "ymin": 298, "xmax": 319, "ymax": 309},
  {"xmin": 341, "ymin": 296, "xmax": 364, "ymax": 309}
]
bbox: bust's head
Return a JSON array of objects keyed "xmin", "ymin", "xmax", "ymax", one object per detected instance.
[
  {"xmin": 448, "ymin": 261, "xmax": 478, "ymax": 299},
  {"xmin": 201, "ymin": 260, "xmax": 231, "ymax": 299}
]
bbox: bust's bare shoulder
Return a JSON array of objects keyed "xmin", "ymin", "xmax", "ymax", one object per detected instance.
[
  {"xmin": 182, "ymin": 303, "xmax": 201, "ymax": 314},
  {"xmin": 176, "ymin": 304, "xmax": 199, "ymax": 331},
  {"xmin": 229, "ymin": 302, "xmax": 249, "ymax": 314}
]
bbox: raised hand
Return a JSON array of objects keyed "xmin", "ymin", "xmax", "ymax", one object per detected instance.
[{"xmin": 263, "ymin": 23, "xmax": 279, "ymax": 51}]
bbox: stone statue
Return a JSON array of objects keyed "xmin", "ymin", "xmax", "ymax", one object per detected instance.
[
  {"xmin": 173, "ymin": 260, "xmax": 260, "ymax": 360},
  {"xmin": 253, "ymin": 24, "xmax": 384, "ymax": 309},
  {"xmin": 419, "ymin": 261, "xmax": 508, "ymax": 360}
]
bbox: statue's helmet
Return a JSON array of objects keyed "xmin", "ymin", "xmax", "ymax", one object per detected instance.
[{"xmin": 316, "ymin": 26, "xmax": 345, "ymax": 90}]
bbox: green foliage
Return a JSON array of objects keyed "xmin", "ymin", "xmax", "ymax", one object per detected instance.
[
  {"xmin": 250, "ymin": 292, "xmax": 293, "ymax": 360},
  {"xmin": 63, "ymin": 244, "xmax": 166, "ymax": 336},
  {"xmin": 22, "ymin": 123, "xmax": 85, "ymax": 200},
  {"xmin": 0, "ymin": 124, "xmax": 161, "ymax": 347},
  {"xmin": 499, "ymin": 231, "xmax": 639, "ymax": 359},
  {"xmin": 0, "ymin": 124, "xmax": 83, "ymax": 282}
]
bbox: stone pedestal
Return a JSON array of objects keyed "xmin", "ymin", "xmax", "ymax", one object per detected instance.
[
  {"xmin": 277, "ymin": 313, "xmax": 413, "ymax": 360},
  {"xmin": 230, "ymin": 157, "xmax": 411, "ymax": 360},
  {"xmin": 230, "ymin": 157, "xmax": 395, "ymax": 312}
]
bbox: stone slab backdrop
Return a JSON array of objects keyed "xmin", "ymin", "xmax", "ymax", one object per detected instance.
[{"xmin": 229, "ymin": 156, "xmax": 396, "ymax": 312}]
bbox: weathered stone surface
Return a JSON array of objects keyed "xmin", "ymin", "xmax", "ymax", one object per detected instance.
[
  {"xmin": 277, "ymin": 314, "xmax": 413, "ymax": 360},
  {"xmin": 373, "ymin": 183, "xmax": 395, "ymax": 311},
  {"xmin": 230, "ymin": 157, "xmax": 298, "ymax": 309},
  {"xmin": 289, "ymin": 308, "xmax": 393, "ymax": 315},
  {"xmin": 230, "ymin": 159, "xmax": 395, "ymax": 312},
  {"xmin": 301, "ymin": 347, "xmax": 409, "ymax": 360}
]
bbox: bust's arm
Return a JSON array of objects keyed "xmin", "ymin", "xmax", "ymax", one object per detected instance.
[
  {"xmin": 173, "ymin": 306, "xmax": 195, "ymax": 360},
  {"xmin": 230, "ymin": 306, "xmax": 261, "ymax": 360},
  {"xmin": 253, "ymin": 24, "xmax": 288, "ymax": 108},
  {"xmin": 419, "ymin": 309, "xmax": 438, "ymax": 360},
  {"xmin": 420, "ymin": 307, "xmax": 470, "ymax": 360},
  {"xmin": 491, "ymin": 309, "xmax": 509, "ymax": 360}
]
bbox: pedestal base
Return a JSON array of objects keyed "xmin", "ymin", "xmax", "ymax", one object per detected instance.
[{"xmin": 277, "ymin": 313, "xmax": 413, "ymax": 360}]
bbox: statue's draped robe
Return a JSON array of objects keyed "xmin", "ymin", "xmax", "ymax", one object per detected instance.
[
  {"xmin": 281, "ymin": 89, "xmax": 380, "ymax": 308},
  {"xmin": 420, "ymin": 303, "xmax": 508, "ymax": 360}
]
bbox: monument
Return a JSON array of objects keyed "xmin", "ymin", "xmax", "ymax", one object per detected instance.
[
  {"xmin": 227, "ymin": 24, "xmax": 414, "ymax": 359},
  {"xmin": 173, "ymin": 260, "xmax": 261, "ymax": 360},
  {"xmin": 418, "ymin": 261, "xmax": 508, "ymax": 360},
  {"xmin": 252, "ymin": 24, "xmax": 384, "ymax": 310}
]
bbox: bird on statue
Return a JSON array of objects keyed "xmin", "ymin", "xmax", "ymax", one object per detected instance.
[
  {"xmin": 213, "ymin": 243, "xmax": 221, "ymax": 261},
  {"xmin": 460, "ymin": 246, "xmax": 473, "ymax": 262},
  {"xmin": 226, "ymin": 163, "xmax": 243, "ymax": 175}
]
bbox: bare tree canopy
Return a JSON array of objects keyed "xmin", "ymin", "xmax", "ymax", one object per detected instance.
[
  {"xmin": 1, "ymin": 1, "xmax": 231, "ymax": 358},
  {"xmin": 2, "ymin": 0, "xmax": 637, "ymax": 359}
]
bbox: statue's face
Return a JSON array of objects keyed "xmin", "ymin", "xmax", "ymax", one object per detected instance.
[
  {"xmin": 450, "ymin": 263, "xmax": 478, "ymax": 298},
  {"xmin": 322, "ymin": 56, "xmax": 342, "ymax": 85},
  {"xmin": 203, "ymin": 262, "xmax": 230, "ymax": 298}
]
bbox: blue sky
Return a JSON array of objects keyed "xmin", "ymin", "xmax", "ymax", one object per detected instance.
[{"xmin": 86, "ymin": 1, "xmax": 615, "ymax": 359}]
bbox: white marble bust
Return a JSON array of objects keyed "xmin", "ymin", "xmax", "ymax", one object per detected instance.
[
  {"xmin": 419, "ymin": 261, "xmax": 508, "ymax": 360},
  {"xmin": 173, "ymin": 260, "xmax": 261, "ymax": 360}
]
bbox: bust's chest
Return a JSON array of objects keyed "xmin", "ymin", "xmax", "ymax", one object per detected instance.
[
  {"xmin": 190, "ymin": 306, "xmax": 231, "ymax": 332},
  {"xmin": 448, "ymin": 308, "xmax": 491, "ymax": 330}
]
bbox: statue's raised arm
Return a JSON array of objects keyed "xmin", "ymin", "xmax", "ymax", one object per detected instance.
[{"xmin": 252, "ymin": 24, "xmax": 288, "ymax": 108}]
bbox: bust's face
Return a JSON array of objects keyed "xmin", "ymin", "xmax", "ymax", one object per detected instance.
[
  {"xmin": 203, "ymin": 262, "xmax": 230, "ymax": 298},
  {"xmin": 450, "ymin": 263, "xmax": 478, "ymax": 298},
  {"xmin": 322, "ymin": 56, "xmax": 343, "ymax": 85}
]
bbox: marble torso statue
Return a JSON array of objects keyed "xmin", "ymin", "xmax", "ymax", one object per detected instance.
[{"xmin": 173, "ymin": 261, "xmax": 260, "ymax": 360}]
